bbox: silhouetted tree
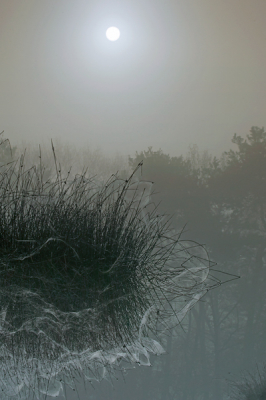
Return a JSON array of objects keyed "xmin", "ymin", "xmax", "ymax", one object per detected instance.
[
  {"xmin": 209, "ymin": 126, "xmax": 266, "ymax": 367},
  {"xmin": 128, "ymin": 146, "xmax": 225, "ymax": 256},
  {"xmin": 128, "ymin": 128, "xmax": 266, "ymax": 398}
]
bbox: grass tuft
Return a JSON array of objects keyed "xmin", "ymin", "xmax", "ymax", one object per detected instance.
[
  {"xmin": 0, "ymin": 134, "xmax": 220, "ymax": 399},
  {"xmin": 230, "ymin": 364, "xmax": 266, "ymax": 400}
]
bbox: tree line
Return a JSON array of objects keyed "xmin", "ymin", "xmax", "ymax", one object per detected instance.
[{"xmin": 124, "ymin": 126, "xmax": 266, "ymax": 399}]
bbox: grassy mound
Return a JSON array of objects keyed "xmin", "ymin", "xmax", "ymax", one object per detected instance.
[{"xmin": 0, "ymin": 136, "xmax": 219, "ymax": 399}]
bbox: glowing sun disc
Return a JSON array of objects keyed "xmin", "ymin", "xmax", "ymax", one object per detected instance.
[{"xmin": 106, "ymin": 26, "xmax": 120, "ymax": 41}]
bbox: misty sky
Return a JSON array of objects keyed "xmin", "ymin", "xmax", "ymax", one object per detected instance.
[{"xmin": 1, "ymin": 0, "xmax": 266, "ymax": 158}]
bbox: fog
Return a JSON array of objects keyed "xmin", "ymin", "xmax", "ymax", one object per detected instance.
[
  {"xmin": 1, "ymin": 0, "xmax": 266, "ymax": 157},
  {"xmin": 1, "ymin": 1, "xmax": 266, "ymax": 399}
]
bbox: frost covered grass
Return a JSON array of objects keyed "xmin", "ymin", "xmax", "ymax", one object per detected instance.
[{"xmin": 0, "ymin": 135, "xmax": 220, "ymax": 399}]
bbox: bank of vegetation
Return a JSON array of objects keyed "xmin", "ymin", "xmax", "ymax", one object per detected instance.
[{"xmin": 1, "ymin": 126, "xmax": 265, "ymax": 399}]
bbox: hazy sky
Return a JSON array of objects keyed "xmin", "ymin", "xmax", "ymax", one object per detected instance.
[{"xmin": 1, "ymin": 0, "xmax": 266, "ymax": 158}]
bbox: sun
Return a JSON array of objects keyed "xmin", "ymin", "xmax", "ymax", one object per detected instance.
[{"xmin": 106, "ymin": 26, "xmax": 120, "ymax": 41}]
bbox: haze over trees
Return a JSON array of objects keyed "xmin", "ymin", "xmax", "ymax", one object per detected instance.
[{"xmin": 127, "ymin": 126, "xmax": 266, "ymax": 400}]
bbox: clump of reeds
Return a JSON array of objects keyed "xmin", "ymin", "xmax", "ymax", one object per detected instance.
[
  {"xmin": 230, "ymin": 365, "xmax": 266, "ymax": 400},
  {"xmin": 0, "ymin": 133, "xmax": 219, "ymax": 399}
]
